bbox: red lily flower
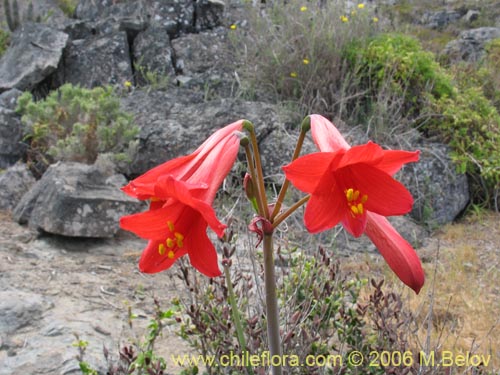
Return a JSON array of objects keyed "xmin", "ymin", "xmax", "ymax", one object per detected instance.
[
  {"xmin": 120, "ymin": 121, "xmax": 244, "ymax": 277},
  {"xmin": 283, "ymin": 115, "xmax": 425, "ymax": 293}
]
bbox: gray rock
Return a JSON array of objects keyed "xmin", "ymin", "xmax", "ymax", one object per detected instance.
[
  {"xmin": 0, "ymin": 291, "xmax": 51, "ymax": 334},
  {"xmin": 0, "ymin": 87, "xmax": 23, "ymax": 109},
  {"xmin": 463, "ymin": 10, "xmax": 480, "ymax": 24},
  {"xmin": 63, "ymin": 31, "xmax": 133, "ymax": 88},
  {"xmin": 13, "ymin": 161, "xmax": 145, "ymax": 237},
  {"xmin": 0, "ymin": 90, "xmax": 26, "ymax": 168},
  {"xmin": 76, "ymin": 0, "xmax": 195, "ymax": 37},
  {"xmin": 420, "ymin": 9, "xmax": 464, "ymax": 30},
  {"xmin": 398, "ymin": 143, "xmax": 469, "ymax": 226},
  {"xmin": 195, "ymin": 0, "xmax": 225, "ymax": 31},
  {"xmin": 0, "ymin": 23, "xmax": 69, "ymax": 92},
  {"xmin": 121, "ymin": 88, "xmax": 297, "ymax": 178},
  {"xmin": 0, "ymin": 163, "xmax": 36, "ymax": 210},
  {"xmin": 172, "ymin": 27, "xmax": 236, "ymax": 96},
  {"xmin": 143, "ymin": 0, "xmax": 195, "ymax": 37},
  {"xmin": 443, "ymin": 27, "xmax": 500, "ymax": 62},
  {"xmin": 133, "ymin": 25, "xmax": 176, "ymax": 87}
]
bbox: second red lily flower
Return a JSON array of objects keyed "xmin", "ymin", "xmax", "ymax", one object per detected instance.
[{"xmin": 283, "ymin": 115, "xmax": 425, "ymax": 294}]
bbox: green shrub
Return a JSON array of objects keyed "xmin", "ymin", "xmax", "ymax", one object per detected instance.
[{"xmin": 16, "ymin": 84, "xmax": 139, "ymax": 174}]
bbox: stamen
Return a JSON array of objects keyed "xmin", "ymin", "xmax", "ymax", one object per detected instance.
[
  {"xmin": 177, "ymin": 239, "xmax": 184, "ymax": 248},
  {"xmin": 158, "ymin": 243, "xmax": 166, "ymax": 255},
  {"xmin": 167, "ymin": 250, "xmax": 175, "ymax": 259},
  {"xmin": 353, "ymin": 190, "xmax": 360, "ymax": 201},
  {"xmin": 345, "ymin": 187, "xmax": 368, "ymax": 217},
  {"xmin": 166, "ymin": 238, "xmax": 175, "ymax": 248},
  {"xmin": 167, "ymin": 221, "xmax": 175, "ymax": 232}
]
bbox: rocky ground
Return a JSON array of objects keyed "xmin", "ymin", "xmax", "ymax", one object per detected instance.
[{"xmin": 0, "ymin": 210, "xmax": 191, "ymax": 375}]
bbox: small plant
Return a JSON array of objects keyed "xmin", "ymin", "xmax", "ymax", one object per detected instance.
[
  {"xmin": 74, "ymin": 299, "xmax": 176, "ymax": 375},
  {"xmin": 16, "ymin": 83, "xmax": 139, "ymax": 176}
]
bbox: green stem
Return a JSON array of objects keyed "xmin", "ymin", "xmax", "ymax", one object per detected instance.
[
  {"xmin": 263, "ymin": 232, "xmax": 282, "ymax": 375},
  {"xmin": 271, "ymin": 117, "xmax": 310, "ymax": 221},
  {"xmin": 272, "ymin": 195, "xmax": 310, "ymax": 229},
  {"xmin": 247, "ymin": 126, "xmax": 269, "ymax": 219},
  {"xmin": 223, "ymin": 264, "xmax": 255, "ymax": 375},
  {"xmin": 243, "ymin": 141, "xmax": 267, "ymax": 218}
]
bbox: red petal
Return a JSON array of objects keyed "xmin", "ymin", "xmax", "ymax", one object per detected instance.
[
  {"xmin": 337, "ymin": 142, "xmax": 384, "ymax": 169},
  {"xmin": 365, "ymin": 213, "xmax": 425, "ymax": 294},
  {"xmin": 341, "ymin": 212, "xmax": 367, "ymax": 237},
  {"xmin": 120, "ymin": 204, "xmax": 184, "ymax": 240},
  {"xmin": 338, "ymin": 164, "xmax": 414, "ymax": 216},
  {"xmin": 283, "ymin": 152, "xmax": 336, "ymax": 193},
  {"xmin": 122, "ymin": 120, "xmax": 244, "ymax": 200},
  {"xmin": 310, "ymin": 114, "xmax": 350, "ymax": 152},
  {"xmin": 138, "ymin": 240, "xmax": 188, "ymax": 273},
  {"xmin": 377, "ymin": 149, "xmax": 420, "ymax": 176},
  {"xmin": 155, "ymin": 176, "xmax": 226, "ymax": 237},
  {"xmin": 304, "ymin": 193, "xmax": 344, "ymax": 233},
  {"xmin": 186, "ymin": 216, "xmax": 222, "ymax": 277}
]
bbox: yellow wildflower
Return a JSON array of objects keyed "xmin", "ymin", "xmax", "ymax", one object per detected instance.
[
  {"xmin": 230, "ymin": 24, "xmax": 237, "ymax": 30},
  {"xmin": 372, "ymin": 16, "xmax": 379, "ymax": 23},
  {"xmin": 302, "ymin": 58, "xmax": 310, "ymax": 65},
  {"xmin": 124, "ymin": 80, "xmax": 132, "ymax": 88},
  {"xmin": 290, "ymin": 72, "xmax": 298, "ymax": 78},
  {"xmin": 357, "ymin": 3, "xmax": 365, "ymax": 9},
  {"xmin": 340, "ymin": 15, "xmax": 349, "ymax": 23},
  {"xmin": 300, "ymin": 6, "xmax": 307, "ymax": 12},
  {"xmin": 351, "ymin": 10, "xmax": 357, "ymax": 16}
]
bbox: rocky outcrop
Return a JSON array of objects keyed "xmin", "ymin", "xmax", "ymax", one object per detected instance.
[
  {"xmin": 443, "ymin": 27, "xmax": 500, "ymax": 62},
  {"xmin": 13, "ymin": 161, "xmax": 145, "ymax": 237},
  {"xmin": 0, "ymin": 23, "xmax": 69, "ymax": 92},
  {"xmin": 63, "ymin": 31, "xmax": 133, "ymax": 87},
  {"xmin": 420, "ymin": 9, "xmax": 465, "ymax": 30}
]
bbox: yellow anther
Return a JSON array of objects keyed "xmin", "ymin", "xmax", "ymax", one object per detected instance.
[
  {"xmin": 167, "ymin": 221, "xmax": 175, "ymax": 232},
  {"xmin": 150, "ymin": 197, "xmax": 160, "ymax": 202},
  {"xmin": 167, "ymin": 250, "xmax": 175, "ymax": 259},
  {"xmin": 158, "ymin": 243, "xmax": 166, "ymax": 255},
  {"xmin": 176, "ymin": 239, "xmax": 184, "ymax": 248},
  {"xmin": 361, "ymin": 194, "xmax": 368, "ymax": 203},
  {"xmin": 350, "ymin": 205, "xmax": 359, "ymax": 215},
  {"xmin": 174, "ymin": 232, "xmax": 184, "ymax": 241},
  {"xmin": 346, "ymin": 188, "xmax": 354, "ymax": 201},
  {"xmin": 166, "ymin": 238, "xmax": 175, "ymax": 248},
  {"xmin": 357, "ymin": 203, "xmax": 364, "ymax": 214},
  {"xmin": 353, "ymin": 190, "xmax": 360, "ymax": 201}
]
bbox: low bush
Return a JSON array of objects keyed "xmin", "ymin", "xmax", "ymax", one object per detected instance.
[{"xmin": 16, "ymin": 83, "xmax": 139, "ymax": 175}]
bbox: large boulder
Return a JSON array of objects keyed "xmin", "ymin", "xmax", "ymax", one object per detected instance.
[
  {"xmin": 0, "ymin": 89, "xmax": 26, "ymax": 168},
  {"xmin": 0, "ymin": 23, "xmax": 69, "ymax": 92},
  {"xmin": 420, "ymin": 9, "xmax": 465, "ymax": 30},
  {"xmin": 62, "ymin": 31, "xmax": 133, "ymax": 88},
  {"xmin": 443, "ymin": 27, "xmax": 500, "ymax": 62},
  {"xmin": 13, "ymin": 161, "xmax": 145, "ymax": 237}
]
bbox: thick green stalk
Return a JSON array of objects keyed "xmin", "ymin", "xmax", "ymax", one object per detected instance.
[
  {"xmin": 223, "ymin": 264, "xmax": 255, "ymax": 375},
  {"xmin": 263, "ymin": 232, "xmax": 282, "ymax": 375}
]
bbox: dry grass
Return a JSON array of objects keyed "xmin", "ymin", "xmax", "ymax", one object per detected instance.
[{"xmin": 349, "ymin": 211, "xmax": 500, "ymax": 371}]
